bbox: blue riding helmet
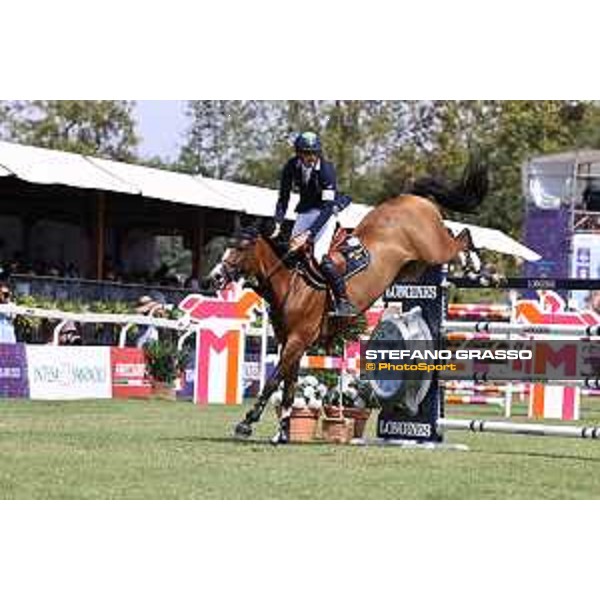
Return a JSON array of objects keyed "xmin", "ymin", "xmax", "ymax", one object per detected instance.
[{"xmin": 294, "ymin": 131, "xmax": 321, "ymax": 154}]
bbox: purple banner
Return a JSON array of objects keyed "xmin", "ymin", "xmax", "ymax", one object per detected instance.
[
  {"xmin": 0, "ymin": 344, "xmax": 29, "ymax": 398},
  {"xmin": 177, "ymin": 353, "xmax": 195, "ymax": 399},
  {"xmin": 523, "ymin": 206, "xmax": 570, "ymax": 280}
]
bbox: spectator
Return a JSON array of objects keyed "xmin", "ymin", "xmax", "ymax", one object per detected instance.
[
  {"xmin": 134, "ymin": 295, "xmax": 164, "ymax": 348},
  {"xmin": 58, "ymin": 321, "xmax": 83, "ymax": 346},
  {"xmin": 0, "ymin": 283, "xmax": 16, "ymax": 344}
]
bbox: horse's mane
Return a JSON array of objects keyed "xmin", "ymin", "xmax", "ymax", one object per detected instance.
[{"xmin": 262, "ymin": 234, "xmax": 289, "ymax": 261}]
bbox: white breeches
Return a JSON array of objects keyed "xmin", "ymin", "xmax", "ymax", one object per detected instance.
[{"xmin": 292, "ymin": 209, "xmax": 337, "ymax": 262}]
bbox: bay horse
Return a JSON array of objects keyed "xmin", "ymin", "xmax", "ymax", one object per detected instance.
[{"xmin": 208, "ymin": 156, "xmax": 489, "ymax": 443}]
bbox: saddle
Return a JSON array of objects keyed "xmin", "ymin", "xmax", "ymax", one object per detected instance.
[{"xmin": 299, "ymin": 226, "xmax": 371, "ymax": 290}]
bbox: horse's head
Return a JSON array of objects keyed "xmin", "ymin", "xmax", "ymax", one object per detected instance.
[{"xmin": 207, "ymin": 226, "xmax": 262, "ymax": 290}]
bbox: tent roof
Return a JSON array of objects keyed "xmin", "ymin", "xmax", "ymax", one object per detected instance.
[
  {"xmin": 446, "ymin": 220, "xmax": 541, "ymax": 262},
  {"xmin": 0, "ymin": 139, "xmax": 342, "ymax": 221},
  {"xmin": 0, "ymin": 140, "xmax": 136, "ymax": 194},
  {"xmin": 526, "ymin": 149, "xmax": 600, "ymax": 169},
  {"xmin": 88, "ymin": 156, "xmax": 241, "ymax": 212},
  {"xmin": 522, "ymin": 149, "xmax": 600, "ymax": 179},
  {"xmin": 0, "ymin": 141, "xmax": 540, "ymax": 261}
]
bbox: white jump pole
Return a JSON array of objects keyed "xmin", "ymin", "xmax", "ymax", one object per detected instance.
[
  {"xmin": 444, "ymin": 321, "xmax": 600, "ymax": 337},
  {"xmin": 458, "ymin": 377, "xmax": 600, "ymax": 388},
  {"xmin": 438, "ymin": 418, "xmax": 600, "ymax": 440},
  {"xmin": 505, "ymin": 290, "xmax": 518, "ymax": 418}
]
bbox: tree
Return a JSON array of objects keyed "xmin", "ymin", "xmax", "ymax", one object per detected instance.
[
  {"xmin": 0, "ymin": 103, "xmax": 11, "ymax": 139},
  {"xmin": 178, "ymin": 100, "xmax": 593, "ymax": 240},
  {"xmin": 0, "ymin": 101, "xmax": 138, "ymax": 160},
  {"xmin": 477, "ymin": 101, "xmax": 585, "ymax": 236},
  {"xmin": 378, "ymin": 101, "xmax": 589, "ymax": 236},
  {"xmin": 238, "ymin": 101, "xmax": 320, "ymax": 188},
  {"xmin": 571, "ymin": 101, "xmax": 600, "ymax": 148},
  {"xmin": 178, "ymin": 101, "xmax": 258, "ymax": 179},
  {"xmin": 239, "ymin": 100, "xmax": 406, "ymax": 202}
]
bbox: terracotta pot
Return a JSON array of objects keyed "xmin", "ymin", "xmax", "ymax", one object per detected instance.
[
  {"xmin": 321, "ymin": 416, "xmax": 354, "ymax": 444},
  {"xmin": 343, "ymin": 407, "xmax": 372, "ymax": 439},
  {"xmin": 323, "ymin": 405, "xmax": 344, "ymax": 419},
  {"xmin": 286, "ymin": 407, "xmax": 320, "ymax": 443},
  {"xmin": 151, "ymin": 380, "xmax": 176, "ymax": 401}
]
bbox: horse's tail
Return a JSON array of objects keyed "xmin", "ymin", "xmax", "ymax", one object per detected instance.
[{"xmin": 410, "ymin": 153, "xmax": 489, "ymax": 213}]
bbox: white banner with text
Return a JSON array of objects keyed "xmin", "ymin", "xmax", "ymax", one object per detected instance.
[{"xmin": 26, "ymin": 346, "xmax": 112, "ymax": 400}]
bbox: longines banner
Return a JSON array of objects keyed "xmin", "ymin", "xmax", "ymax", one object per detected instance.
[{"xmin": 26, "ymin": 346, "xmax": 112, "ymax": 400}]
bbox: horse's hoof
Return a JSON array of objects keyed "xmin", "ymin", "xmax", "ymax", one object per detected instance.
[
  {"xmin": 234, "ymin": 421, "xmax": 253, "ymax": 438},
  {"xmin": 270, "ymin": 430, "xmax": 289, "ymax": 446}
]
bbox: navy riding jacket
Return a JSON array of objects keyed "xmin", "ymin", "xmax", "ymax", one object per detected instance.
[
  {"xmin": 274, "ymin": 157, "xmax": 351, "ymax": 237},
  {"xmin": 275, "ymin": 157, "xmax": 338, "ymax": 221}
]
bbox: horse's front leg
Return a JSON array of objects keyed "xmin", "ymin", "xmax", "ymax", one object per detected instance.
[
  {"xmin": 270, "ymin": 361, "xmax": 300, "ymax": 445},
  {"xmin": 234, "ymin": 367, "xmax": 282, "ymax": 438},
  {"xmin": 270, "ymin": 336, "xmax": 307, "ymax": 445}
]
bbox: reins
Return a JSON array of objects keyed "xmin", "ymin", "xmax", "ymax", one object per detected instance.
[{"xmin": 257, "ymin": 241, "xmax": 303, "ymax": 318}]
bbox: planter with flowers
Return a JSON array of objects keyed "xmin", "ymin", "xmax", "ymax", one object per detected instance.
[
  {"xmin": 143, "ymin": 340, "xmax": 189, "ymax": 400},
  {"xmin": 324, "ymin": 377, "xmax": 377, "ymax": 441},
  {"xmin": 270, "ymin": 375, "xmax": 327, "ymax": 442}
]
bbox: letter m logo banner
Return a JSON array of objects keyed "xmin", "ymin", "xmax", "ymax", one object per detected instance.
[{"xmin": 195, "ymin": 329, "xmax": 243, "ymax": 405}]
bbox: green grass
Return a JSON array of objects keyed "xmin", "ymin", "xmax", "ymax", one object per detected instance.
[{"xmin": 2, "ymin": 399, "xmax": 600, "ymax": 499}]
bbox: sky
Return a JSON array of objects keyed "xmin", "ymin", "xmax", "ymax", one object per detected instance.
[{"xmin": 134, "ymin": 100, "xmax": 189, "ymax": 160}]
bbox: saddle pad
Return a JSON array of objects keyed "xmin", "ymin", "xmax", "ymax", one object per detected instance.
[{"xmin": 301, "ymin": 236, "xmax": 370, "ymax": 290}]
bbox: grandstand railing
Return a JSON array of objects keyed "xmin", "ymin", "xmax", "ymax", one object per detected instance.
[{"xmin": 8, "ymin": 274, "xmax": 194, "ymax": 304}]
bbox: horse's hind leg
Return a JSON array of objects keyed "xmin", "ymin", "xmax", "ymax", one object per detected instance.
[
  {"xmin": 455, "ymin": 229, "xmax": 482, "ymax": 276},
  {"xmin": 454, "ymin": 229, "xmax": 505, "ymax": 284},
  {"xmin": 234, "ymin": 367, "xmax": 282, "ymax": 438}
]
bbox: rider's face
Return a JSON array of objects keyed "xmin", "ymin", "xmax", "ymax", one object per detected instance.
[{"xmin": 297, "ymin": 151, "xmax": 318, "ymax": 168}]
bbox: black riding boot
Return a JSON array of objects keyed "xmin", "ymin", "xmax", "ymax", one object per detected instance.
[{"xmin": 320, "ymin": 256, "xmax": 358, "ymax": 317}]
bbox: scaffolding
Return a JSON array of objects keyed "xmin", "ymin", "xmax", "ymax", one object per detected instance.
[{"xmin": 523, "ymin": 149, "xmax": 600, "ymax": 273}]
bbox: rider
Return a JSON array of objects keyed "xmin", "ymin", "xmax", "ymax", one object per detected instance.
[{"xmin": 271, "ymin": 131, "xmax": 357, "ymax": 317}]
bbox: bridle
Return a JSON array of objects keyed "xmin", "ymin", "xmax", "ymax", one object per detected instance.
[
  {"xmin": 218, "ymin": 236, "xmax": 297, "ymax": 288},
  {"xmin": 215, "ymin": 236, "xmax": 301, "ymax": 315}
]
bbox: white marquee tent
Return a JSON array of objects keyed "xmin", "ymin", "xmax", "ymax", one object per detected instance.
[{"xmin": 0, "ymin": 140, "xmax": 540, "ymax": 262}]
